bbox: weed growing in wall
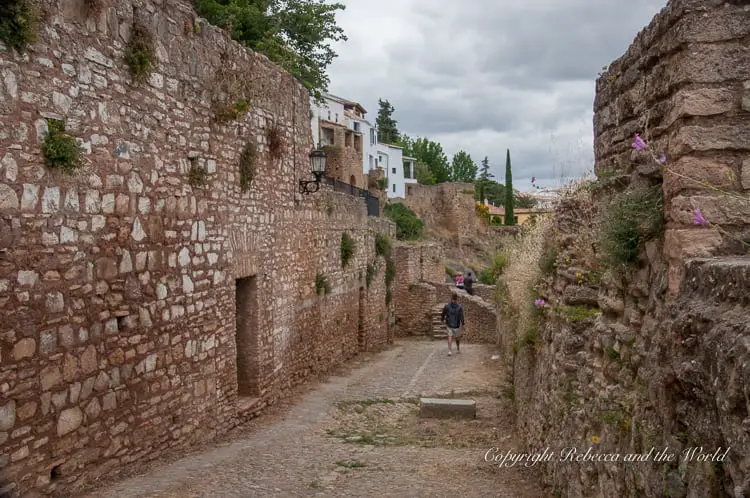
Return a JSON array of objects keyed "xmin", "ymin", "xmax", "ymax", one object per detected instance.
[
  {"xmin": 267, "ymin": 124, "xmax": 284, "ymax": 159},
  {"xmin": 377, "ymin": 178, "xmax": 388, "ymax": 191},
  {"xmin": 600, "ymin": 184, "xmax": 663, "ymax": 268},
  {"xmin": 0, "ymin": 0, "xmax": 39, "ymax": 51},
  {"xmin": 215, "ymin": 100, "xmax": 250, "ymax": 123},
  {"xmin": 315, "ymin": 272, "xmax": 331, "ymax": 296},
  {"xmin": 124, "ymin": 23, "xmax": 155, "ymax": 84},
  {"xmin": 239, "ymin": 141, "xmax": 257, "ymax": 192},
  {"xmin": 341, "ymin": 232, "xmax": 356, "ymax": 267},
  {"xmin": 559, "ymin": 305, "xmax": 600, "ymax": 322},
  {"xmin": 187, "ymin": 161, "xmax": 208, "ymax": 188},
  {"xmin": 42, "ymin": 120, "xmax": 84, "ymax": 173},
  {"xmin": 366, "ymin": 264, "xmax": 376, "ymax": 288},
  {"xmin": 375, "ymin": 233, "xmax": 392, "ymax": 259}
]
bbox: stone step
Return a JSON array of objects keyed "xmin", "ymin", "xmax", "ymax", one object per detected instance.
[{"xmin": 419, "ymin": 397, "xmax": 476, "ymax": 419}]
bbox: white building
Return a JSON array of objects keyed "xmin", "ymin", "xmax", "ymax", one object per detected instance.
[
  {"xmin": 309, "ymin": 92, "xmax": 418, "ymax": 198},
  {"xmin": 310, "ymin": 93, "xmax": 375, "ymax": 178}
]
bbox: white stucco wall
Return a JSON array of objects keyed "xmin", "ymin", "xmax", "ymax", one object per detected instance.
[{"xmin": 376, "ymin": 143, "xmax": 406, "ymax": 198}]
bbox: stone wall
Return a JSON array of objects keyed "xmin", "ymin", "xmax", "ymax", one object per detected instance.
[
  {"xmin": 399, "ymin": 183, "xmax": 485, "ymax": 245},
  {"xmin": 392, "ymin": 242, "xmax": 444, "ymax": 336},
  {"xmin": 0, "ymin": 1, "xmax": 391, "ymax": 495},
  {"xmin": 592, "ymin": 0, "xmax": 750, "ymax": 295},
  {"xmin": 509, "ymin": 2, "xmax": 750, "ymax": 496}
]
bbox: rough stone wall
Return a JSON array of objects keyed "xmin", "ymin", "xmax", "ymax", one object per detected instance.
[
  {"xmin": 392, "ymin": 243, "xmax": 445, "ymax": 335},
  {"xmin": 0, "ymin": 1, "xmax": 390, "ymax": 496},
  {"xmin": 394, "ymin": 282, "xmax": 436, "ymax": 337},
  {"xmin": 509, "ymin": 2, "xmax": 750, "ymax": 496},
  {"xmin": 399, "ymin": 183, "xmax": 484, "ymax": 245},
  {"xmin": 593, "ymin": 0, "xmax": 750, "ymax": 296}
]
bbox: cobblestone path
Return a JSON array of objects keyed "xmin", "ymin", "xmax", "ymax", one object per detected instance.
[{"xmin": 85, "ymin": 339, "xmax": 544, "ymax": 498}]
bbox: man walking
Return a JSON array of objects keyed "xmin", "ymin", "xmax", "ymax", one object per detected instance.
[{"xmin": 441, "ymin": 292, "xmax": 465, "ymax": 356}]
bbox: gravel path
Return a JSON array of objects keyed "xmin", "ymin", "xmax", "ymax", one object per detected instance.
[{"xmin": 84, "ymin": 339, "xmax": 544, "ymax": 498}]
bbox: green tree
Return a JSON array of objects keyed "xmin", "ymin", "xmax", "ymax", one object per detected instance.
[
  {"xmin": 504, "ymin": 149, "xmax": 515, "ymax": 226},
  {"xmin": 476, "ymin": 156, "xmax": 494, "ymax": 202},
  {"xmin": 410, "ymin": 137, "xmax": 451, "ymax": 183},
  {"xmin": 193, "ymin": 0, "xmax": 346, "ymax": 98},
  {"xmin": 450, "ymin": 150, "xmax": 477, "ymax": 182},
  {"xmin": 414, "ymin": 161, "xmax": 436, "ymax": 185},
  {"xmin": 375, "ymin": 99, "xmax": 399, "ymax": 144}
]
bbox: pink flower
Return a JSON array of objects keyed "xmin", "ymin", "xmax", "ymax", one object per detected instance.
[
  {"xmin": 693, "ymin": 208, "xmax": 708, "ymax": 227},
  {"xmin": 657, "ymin": 154, "xmax": 667, "ymax": 164},
  {"xmin": 534, "ymin": 299, "xmax": 545, "ymax": 307},
  {"xmin": 632, "ymin": 133, "xmax": 647, "ymax": 151}
]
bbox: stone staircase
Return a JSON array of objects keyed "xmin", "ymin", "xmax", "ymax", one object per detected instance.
[{"xmin": 430, "ymin": 304, "xmax": 447, "ymax": 340}]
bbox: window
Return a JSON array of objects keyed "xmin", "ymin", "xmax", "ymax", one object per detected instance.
[
  {"xmin": 514, "ymin": 216, "xmax": 519, "ymax": 224},
  {"xmin": 328, "ymin": 111, "xmax": 331, "ymax": 120},
  {"xmin": 353, "ymin": 122, "xmax": 360, "ymax": 132},
  {"xmin": 370, "ymin": 129, "xmax": 375, "ymax": 145},
  {"xmin": 369, "ymin": 155, "xmax": 374, "ymax": 169},
  {"xmin": 335, "ymin": 113, "xmax": 338, "ymax": 122},
  {"xmin": 392, "ymin": 184, "xmax": 396, "ymax": 193},
  {"xmin": 392, "ymin": 167, "xmax": 396, "ymax": 174}
]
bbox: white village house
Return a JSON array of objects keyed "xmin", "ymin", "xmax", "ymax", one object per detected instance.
[{"xmin": 310, "ymin": 93, "xmax": 416, "ymax": 198}]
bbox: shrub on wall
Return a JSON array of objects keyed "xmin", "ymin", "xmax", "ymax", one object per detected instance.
[
  {"xmin": 239, "ymin": 141, "xmax": 257, "ymax": 192},
  {"xmin": 124, "ymin": 23, "xmax": 155, "ymax": 84},
  {"xmin": 340, "ymin": 232, "xmax": 355, "ymax": 267},
  {"xmin": 600, "ymin": 185, "xmax": 663, "ymax": 268},
  {"xmin": 187, "ymin": 161, "xmax": 208, "ymax": 188},
  {"xmin": 215, "ymin": 100, "xmax": 250, "ymax": 123},
  {"xmin": 315, "ymin": 272, "xmax": 331, "ymax": 296},
  {"xmin": 383, "ymin": 203, "xmax": 424, "ymax": 241},
  {"xmin": 375, "ymin": 233, "xmax": 392, "ymax": 259},
  {"xmin": 42, "ymin": 120, "xmax": 84, "ymax": 173},
  {"xmin": 267, "ymin": 124, "xmax": 284, "ymax": 159},
  {"xmin": 0, "ymin": 0, "xmax": 39, "ymax": 51},
  {"xmin": 365, "ymin": 263, "xmax": 376, "ymax": 288}
]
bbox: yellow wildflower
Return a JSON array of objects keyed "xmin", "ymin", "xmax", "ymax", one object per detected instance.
[{"xmin": 591, "ymin": 435, "xmax": 600, "ymax": 444}]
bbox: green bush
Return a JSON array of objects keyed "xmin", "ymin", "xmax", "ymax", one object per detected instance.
[
  {"xmin": 490, "ymin": 251, "xmax": 508, "ymax": 280},
  {"xmin": 366, "ymin": 264, "xmax": 376, "ymax": 288},
  {"xmin": 0, "ymin": 0, "xmax": 38, "ymax": 51},
  {"xmin": 42, "ymin": 120, "xmax": 84, "ymax": 173},
  {"xmin": 341, "ymin": 232, "xmax": 355, "ymax": 267},
  {"xmin": 539, "ymin": 247, "xmax": 557, "ymax": 275},
  {"xmin": 374, "ymin": 233, "xmax": 392, "ymax": 259},
  {"xmin": 600, "ymin": 185, "xmax": 663, "ymax": 267},
  {"xmin": 377, "ymin": 178, "xmax": 388, "ymax": 190},
  {"xmin": 478, "ymin": 269, "xmax": 494, "ymax": 285},
  {"xmin": 383, "ymin": 203, "xmax": 424, "ymax": 241},
  {"xmin": 315, "ymin": 272, "xmax": 331, "ymax": 296},
  {"xmin": 239, "ymin": 142, "xmax": 256, "ymax": 192},
  {"xmin": 445, "ymin": 266, "xmax": 457, "ymax": 278},
  {"xmin": 124, "ymin": 23, "xmax": 155, "ymax": 84}
]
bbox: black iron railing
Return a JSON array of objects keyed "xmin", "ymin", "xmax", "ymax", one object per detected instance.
[{"xmin": 324, "ymin": 177, "xmax": 380, "ymax": 217}]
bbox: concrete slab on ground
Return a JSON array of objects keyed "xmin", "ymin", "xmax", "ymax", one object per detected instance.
[{"xmin": 419, "ymin": 397, "xmax": 476, "ymax": 419}]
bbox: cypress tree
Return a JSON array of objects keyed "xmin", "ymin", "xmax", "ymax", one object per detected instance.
[{"xmin": 504, "ymin": 149, "xmax": 515, "ymax": 225}]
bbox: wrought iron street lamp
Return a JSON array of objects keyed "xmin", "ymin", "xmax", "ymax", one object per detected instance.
[{"xmin": 299, "ymin": 147, "xmax": 327, "ymax": 194}]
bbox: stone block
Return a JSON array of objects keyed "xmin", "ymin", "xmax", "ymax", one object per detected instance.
[{"xmin": 419, "ymin": 398, "xmax": 476, "ymax": 419}]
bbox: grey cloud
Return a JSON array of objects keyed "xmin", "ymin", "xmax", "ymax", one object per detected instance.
[{"xmin": 326, "ymin": 0, "xmax": 665, "ymax": 186}]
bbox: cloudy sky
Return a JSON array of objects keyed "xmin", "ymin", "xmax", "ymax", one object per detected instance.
[{"xmin": 326, "ymin": 0, "xmax": 666, "ymax": 192}]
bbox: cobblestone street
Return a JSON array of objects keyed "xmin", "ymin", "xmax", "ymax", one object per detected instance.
[{"xmin": 85, "ymin": 339, "xmax": 543, "ymax": 498}]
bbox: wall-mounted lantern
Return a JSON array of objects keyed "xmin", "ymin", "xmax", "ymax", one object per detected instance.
[{"xmin": 299, "ymin": 147, "xmax": 327, "ymax": 194}]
